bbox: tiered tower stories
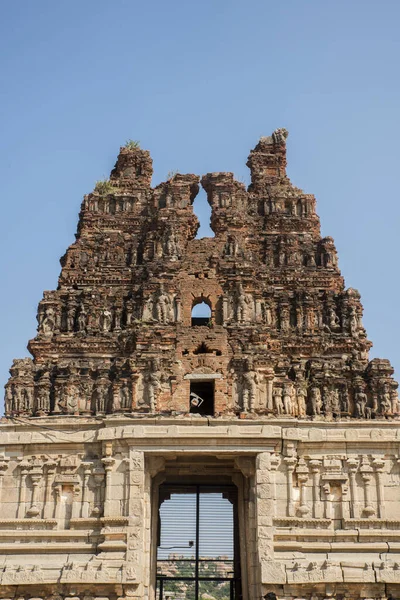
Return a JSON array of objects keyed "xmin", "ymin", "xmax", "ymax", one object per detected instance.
[
  {"xmin": 5, "ymin": 129, "xmax": 398, "ymax": 420},
  {"xmin": 1, "ymin": 131, "xmax": 399, "ymax": 600}
]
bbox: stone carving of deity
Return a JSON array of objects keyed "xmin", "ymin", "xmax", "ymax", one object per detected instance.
[
  {"xmin": 100, "ymin": 308, "xmax": 113, "ymax": 332},
  {"xmin": 310, "ymin": 386, "xmax": 322, "ymax": 415},
  {"xmin": 40, "ymin": 306, "xmax": 57, "ymax": 336},
  {"xmin": 241, "ymin": 360, "xmax": 258, "ymax": 412},
  {"xmin": 234, "ymin": 283, "xmax": 253, "ymax": 323},
  {"xmin": 273, "ymin": 386, "xmax": 283, "ymax": 414}
]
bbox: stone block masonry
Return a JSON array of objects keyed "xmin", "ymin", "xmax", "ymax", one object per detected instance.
[{"xmin": 0, "ymin": 130, "xmax": 399, "ymax": 600}]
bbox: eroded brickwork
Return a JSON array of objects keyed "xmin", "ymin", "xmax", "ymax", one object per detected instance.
[
  {"xmin": 1, "ymin": 131, "xmax": 399, "ymax": 600},
  {"xmin": 4, "ymin": 130, "xmax": 398, "ymax": 420}
]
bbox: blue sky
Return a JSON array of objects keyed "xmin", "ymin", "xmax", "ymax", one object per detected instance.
[{"xmin": 1, "ymin": 0, "xmax": 400, "ymax": 398}]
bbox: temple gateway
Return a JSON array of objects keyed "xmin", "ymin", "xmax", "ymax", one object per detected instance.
[{"xmin": 1, "ymin": 130, "xmax": 399, "ymax": 600}]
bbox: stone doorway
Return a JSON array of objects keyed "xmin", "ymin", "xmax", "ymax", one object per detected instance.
[{"xmin": 156, "ymin": 483, "xmax": 242, "ymax": 600}]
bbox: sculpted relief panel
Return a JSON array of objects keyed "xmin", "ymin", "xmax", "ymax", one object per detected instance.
[{"xmin": 1, "ymin": 131, "xmax": 399, "ymax": 599}]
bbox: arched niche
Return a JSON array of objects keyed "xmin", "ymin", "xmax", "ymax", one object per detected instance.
[{"xmin": 191, "ymin": 298, "xmax": 212, "ymax": 327}]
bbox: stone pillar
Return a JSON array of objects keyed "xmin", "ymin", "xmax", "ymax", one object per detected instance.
[
  {"xmin": 43, "ymin": 460, "xmax": 57, "ymax": 519},
  {"xmin": 373, "ymin": 457, "xmax": 386, "ymax": 519},
  {"xmin": 360, "ymin": 455, "xmax": 375, "ymax": 518},
  {"xmin": 341, "ymin": 480, "xmax": 350, "ymax": 520},
  {"xmin": 54, "ymin": 483, "xmax": 63, "ymax": 521},
  {"xmin": 101, "ymin": 455, "xmax": 116, "ymax": 518},
  {"xmin": 347, "ymin": 457, "xmax": 359, "ymax": 518},
  {"xmin": 130, "ymin": 372, "xmax": 139, "ymax": 411},
  {"xmin": 147, "ymin": 456, "xmax": 166, "ymax": 600},
  {"xmin": 322, "ymin": 482, "xmax": 332, "ymax": 520},
  {"xmin": 222, "ymin": 295, "xmax": 229, "ymax": 324},
  {"xmin": 296, "ymin": 458, "xmax": 309, "ymax": 517},
  {"xmin": 92, "ymin": 467, "xmax": 105, "ymax": 517},
  {"xmin": 26, "ymin": 468, "xmax": 42, "ymax": 517},
  {"xmin": 17, "ymin": 460, "xmax": 30, "ymax": 519},
  {"xmin": 123, "ymin": 449, "xmax": 146, "ymax": 599},
  {"xmin": 284, "ymin": 455, "xmax": 297, "ymax": 517},
  {"xmin": 0, "ymin": 456, "xmax": 10, "ymax": 505},
  {"xmin": 309, "ymin": 459, "xmax": 322, "ymax": 518},
  {"xmin": 81, "ymin": 462, "xmax": 92, "ymax": 518},
  {"xmin": 264, "ymin": 369, "xmax": 274, "ymax": 412},
  {"xmin": 254, "ymin": 452, "xmax": 286, "ymax": 595},
  {"xmin": 269, "ymin": 453, "xmax": 280, "ymax": 514},
  {"xmin": 175, "ymin": 297, "xmax": 182, "ymax": 322},
  {"xmin": 71, "ymin": 484, "xmax": 81, "ymax": 519}
]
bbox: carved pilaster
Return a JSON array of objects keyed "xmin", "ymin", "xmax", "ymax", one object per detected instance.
[
  {"xmin": 101, "ymin": 455, "xmax": 116, "ymax": 518},
  {"xmin": 296, "ymin": 458, "xmax": 309, "ymax": 517},
  {"xmin": 26, "ymin": 458, "xmax": 43, "ymax": 517},
  {"xmin": 284, "ymin": 455, "xmax": 297, "ymax": 517},
  {"xmin": 347, "ymin": 457, "xmax": 359, "ymax": 518},
  {"xmin": 0, "ymin": 455, "xmax": 10, "ymax": 505},
  {"xmin": 124, "ymin": 450, "xmax": 145, "ymax": 587},
  {"xmin": 43, "ymin": 459, "xmax": 57, "ymax": 519},
  {"xmin": 17, "ymin": 459, "xmax": 30, "ymax": 518},
  {"xmin": 360, "ymin": 455, "xmax": 375, "ymax": 517},
  {"xmin": 92, "ymin": 466, "xmax": 105, "ymax": 517},
  {"xmin": 373, "ymin": 456, "xmax": 386, "ymax": 519},
  {"xmin": 309, "ymin": 459, "xmax": 322, "ymax": 518},
  {"xmin": 81, "ymin": 461, "xmax": 92, "ymax": 518}
]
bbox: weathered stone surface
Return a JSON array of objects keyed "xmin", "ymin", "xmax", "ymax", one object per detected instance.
[{"xmin": 1, "ymin": 131, "xmax": 399, "ymax": 600}]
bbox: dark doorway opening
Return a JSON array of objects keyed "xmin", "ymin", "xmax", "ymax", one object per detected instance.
[
  {"xmin": 156, "ymin": 484, "xmax": 241, "ymax": 600},
  {"xmin": 190, "ymin": 381, "xmax": 214, "ymax": 416}
]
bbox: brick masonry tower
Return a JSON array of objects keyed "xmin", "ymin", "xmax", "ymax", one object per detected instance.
[{"xmin": 1, "ymin": 131, "xmax": 399, "ymax": 600}]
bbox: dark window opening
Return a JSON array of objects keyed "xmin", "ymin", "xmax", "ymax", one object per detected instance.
[
  {"xmin": 157, "ymin": 484, "xmax": 241, "ymax": 600},
  {"xmin": 190, "ymin": 381, "xmax": 214, "ymax": 416},
  {"xmin": 191, "ymin": 301, "xmax": 211, "ymax": 327}
]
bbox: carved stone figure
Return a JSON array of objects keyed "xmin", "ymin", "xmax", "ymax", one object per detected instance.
[
  {"xmin": 279, "ymin": 304, "xmax": 290, "ymax": 332},
  {"xmin": 155, "ymin": 286, "xmax": 173, "ymax": 323},
  {"xmin": 77, "ymin": 304, "xmax": 88, "ymax": 332},
  {"xmin": 146, "ymin": 359, "xmax": 162, "ymax": 412},
  {"xmin": 282, "ymin": 381, "xmax": 293, "ymax": 414},
  {"xmin": 94, "ymin": 379, "xmax": 110, "ymax": 413},
  {"xmin": 354, "ymin": 388, "xmax": 368, "ymax": 418},
  {"xmin": 296, "ymin": 384, "xmax": 307, "ymax": 417},
  {"xmin": 242, "ymin": 360, "xmax": 258, "ymax": 412},
  {"xmin": 99, "ymin": 308, "xmax": 113, "ymax": 332},
  {"xmin": 272, "ymin": 127, "xmax": 289, "ymax": 144},
  {"xmin": 120, "ymin": 381, "xmax": 131, "ymax": 410},
  {"xmin": 327, "ymin": 305, "xmax": 340, "ymax": 330},
  {"xmin": 224, "ymin": 236, "xmax": 240, "ymax": 257},
  {"xmin": 66, "ymin": 303, "xmax": 76, "ymax": 332},
  {"xmin": 379, "ymin": 385, "xmax": 392, "ymax": 415},
  {"xmin": 262, "ymin": 298, "xmax": 274, "ymax": 326},
  {"xmin": 349, "ymin": 306, "xmax": 359, "ymax": 338},
  {"xmin": 163, "ymin": 228, "xmax": 180, "ymax": 260},
  {"xmin": 310, "ymin": 386, "xmax": 322, "ymax": 415},
  {"xmin": 273, "ymin": 386, "xmax": 283, "ymax": 414},
  {"xmin": 234, "ymin": 283, "xmax": 253, "ymax": 323},
  {"xmin": 40, "ymin": 306, "xmax": 57, "ymax": 335},
  {"xmin": 35, "ymin": 374, "xmax": 51, "ymax": 414}
]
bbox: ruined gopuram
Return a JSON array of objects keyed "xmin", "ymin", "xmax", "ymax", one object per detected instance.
[{"xmin": 1, "ymin": 130, "xmax": 399, "ymax": 600}]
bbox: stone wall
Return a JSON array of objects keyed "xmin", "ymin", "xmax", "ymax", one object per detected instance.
[
  {"xmin": 2, "ymin": 130, "xmax": 399, "ymax": 599},
  {"xmin": 0, "ymin": 419, "xmax": 400, "ymax": 599}
]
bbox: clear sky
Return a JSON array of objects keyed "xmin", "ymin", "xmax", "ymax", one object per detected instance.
[{"xmin": 1, "ymin": 0, "xmax": 400, "ymax": 400}]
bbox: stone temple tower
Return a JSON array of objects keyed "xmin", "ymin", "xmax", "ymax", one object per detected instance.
[{"xmin": 1, "ymin": 131, "xmax": 399, "ymax": 600}]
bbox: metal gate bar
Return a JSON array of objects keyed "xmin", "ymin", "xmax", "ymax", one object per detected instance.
[{"xmin": 156, "ymin": 483, "xmax": 241, "ymax": 600}]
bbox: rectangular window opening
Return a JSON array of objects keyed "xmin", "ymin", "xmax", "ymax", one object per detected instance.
[{"xmin": 190, "ymin": 381, "xmax": 214, "ymax": 416}]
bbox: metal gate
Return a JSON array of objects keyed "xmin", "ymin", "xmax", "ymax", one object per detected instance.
[{"xmin": 156, "ymin": 484, "xmax": 242, "ymax": 600}]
